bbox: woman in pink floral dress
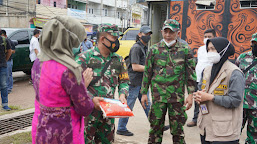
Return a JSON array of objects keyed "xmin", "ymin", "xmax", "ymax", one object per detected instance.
[{"xmin": 31, "ymin": 16, "xmax": 102, "ymax": 144}]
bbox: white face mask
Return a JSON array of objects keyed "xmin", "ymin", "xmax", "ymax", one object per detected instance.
[
  {"xmin": 207, "ymin": 42, "xmax": 231, "ymax": 64},
  {"xmin": 207, "ymin": 52, "xmax": 221, "ymax": 64},
  {"xmin": 203, "ymin": 38, "xmax": 208, "ymax": 45},
  {"xmin": 163, "ymin": 39, "xmax": 176, "ymax": 47}
]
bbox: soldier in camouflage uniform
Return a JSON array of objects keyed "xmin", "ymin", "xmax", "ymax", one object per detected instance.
[
  {"xmin": 75, "ymin": 23, "xmax": 129, "ymax": 144},
  {"xmin": 236, "ymin": 33, "xmax": 257, "ymax": 144},
  {"xmin": 141, "ymin": 19, "xmax": 196, "ymax": 144}
]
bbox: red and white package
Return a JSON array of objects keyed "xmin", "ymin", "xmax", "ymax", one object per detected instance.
[{"xmin": 99, "ymin": 98, "xmax": 134, "ymax": 118}]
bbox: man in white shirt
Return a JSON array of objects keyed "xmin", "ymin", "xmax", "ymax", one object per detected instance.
[
  {"xmin": 29, "ymin": 29, "xmax": 41, "ymax": 62},
  {"xmin": 187, "ymin": 29, "xmax": 216, "ymax": 127}
]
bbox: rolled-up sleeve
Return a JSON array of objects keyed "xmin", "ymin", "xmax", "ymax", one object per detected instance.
[
  {"xmin": 61, "ymin": 69, "xmax": 94, "ymax": 116},
  {"xmin": 213, "ymin": 70, "xmax": 245, "ymax": 109}
]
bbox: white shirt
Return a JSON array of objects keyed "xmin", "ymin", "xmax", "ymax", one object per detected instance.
[
  {"xmin": 29, "ymin": 36, "xmax": 41, "ymax": 62},
  {"xmin": 195, "ymin": 45, "xmax": 212, "ymax": 82}
]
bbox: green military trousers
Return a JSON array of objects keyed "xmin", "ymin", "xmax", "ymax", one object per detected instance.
[
  {"xmin": 242, "ymin": 108, "xmax": 257, "ymax": 144},
  {"xmin": 148, "ymin": 101, "xmax": 187, "ymax": 144},
  {"xmin": 84, "ymin": 109, "xmax": 115, "ymax": 144}
]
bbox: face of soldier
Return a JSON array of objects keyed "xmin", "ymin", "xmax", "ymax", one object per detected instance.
[
  {"xmin": 161, "ymin": 28, "xmax": 178, "ymax": 43},
  {"xmin": 101, "ymin": 32, "xmax": 120, "ymax": 53},
  {"xmin": 102, "ymin": 33, "xmax": 118, "ymax": 46}
]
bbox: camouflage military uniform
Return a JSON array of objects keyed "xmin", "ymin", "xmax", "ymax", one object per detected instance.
[
  {"xmin": 236, "ymin": 35, "xmax": 257, "ymax": 144},
  {"xmin": 75, "ymin": 24, "xmax": 129, "ymax": 144},
  {"xmin": 141, "ymin": 20, "xmax": 196, "ymax": 144}
]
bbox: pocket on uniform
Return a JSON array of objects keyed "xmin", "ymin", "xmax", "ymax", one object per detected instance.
[
  {"xmin": 211, "ymin": 104, "xmax": 233, "ymax": 136},
  {"xmin": 212, "ymin": 120, "xmax": 233, "ymax": 136}
]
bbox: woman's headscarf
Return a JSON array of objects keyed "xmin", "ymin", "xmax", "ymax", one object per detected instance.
[
  {"xmin": 206, "ymin": 37, "xmax": 235, "ymax": 86},
  {"xmin": 38, "ymin": 16, "xmax": 86, "ymax": 84}
]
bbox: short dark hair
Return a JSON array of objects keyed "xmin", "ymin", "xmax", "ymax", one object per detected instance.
[
  {"xmin": 33, "ymin": 29, "xmax": 40, "ymax": 36},
  {"xmin": 96, "ymin": 32, "xmax": 107, "ymax": 42},
  {"xmin": 204, "ymin": 29, "xmax": 216, "ymax": 37},
  {"xmin": 1, "ymin": 30, "xmax": 6, "ymax": 36}
]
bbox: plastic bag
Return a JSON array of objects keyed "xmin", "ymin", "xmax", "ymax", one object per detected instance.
[{"xmin": 99, "ymin": 98, "xmax": 134, "ymax": 118}]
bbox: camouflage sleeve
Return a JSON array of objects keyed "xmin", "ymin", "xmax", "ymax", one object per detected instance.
[
  {"xmin": 118, "ymin": 57, "xmax": 129, "ymax": 97},
  {"xmin": 141, "ymin": 46, "xmax": 154, "ymax": 95},
  {"xmin": 75, "ymin": 53, "xmax": 94, "ymax": 99},
  {"xmin": 185, "ymin": 46, "xmax": 197, "ymax": 94},
  {"xmin": 75, "ymin": 53, "xmax": 89, "ymax": 70}
]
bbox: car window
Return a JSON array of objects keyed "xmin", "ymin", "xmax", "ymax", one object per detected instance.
[
  {"xmin": 9, "ymin": 31, "xmax": 30, "ymax": 45},
  {"xmin": 121, "ymin": 30, "xmax": 139, "ymax": 40},
  {"xmin": 5, "ymin": 29, "xmax": 17, "ymax": 36}
]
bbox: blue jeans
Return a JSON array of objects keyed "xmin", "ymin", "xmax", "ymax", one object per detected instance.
[
  {"xmin": 7, "ymin": 60, "xmax": 13, "ymax": 92},
  {"xmin": 117, "ymin": 85, "xmax": 151, "ymax": 131},
  {"xmin": 0, "ymin": 67, "xmax": 8, "ymax": 107}
]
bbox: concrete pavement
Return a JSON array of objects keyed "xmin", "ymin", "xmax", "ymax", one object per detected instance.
[
  {"xmin": 114, "ymin": 99, "xmax": 247, "ymax": 144},
  {"xmin": 0, "ymin": 72, "xmax": 248, "ymax": 144}
]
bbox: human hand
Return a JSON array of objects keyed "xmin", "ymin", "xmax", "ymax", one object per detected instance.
[
  {"xmin": 119, "ymin": 94, "xmax": 127, "ymax": 104},
  {"xmin": 141, "ymin": 94, "xmax": 148, "ymax": 109},
  {"xmin": 184, "ymin": 94, "xmax": 193, "ymax": 111},
  {"xmin": 92, "ymin": 97, "xmax": 104, "ymax": 110},
  {"xmin": 83, "ymin": 68, "xmax": 93, "ymax": 88},
  {"xmin": 193, "ymin": 89, "xmax": 214, "ymax": 104}
]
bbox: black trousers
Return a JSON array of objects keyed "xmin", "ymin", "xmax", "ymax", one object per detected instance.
[{"xmin": 200, "ymin": 135, "xmax": 239, "ymax": 144}]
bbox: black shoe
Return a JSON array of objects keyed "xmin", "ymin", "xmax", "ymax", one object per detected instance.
[
  {"xmin": 116, "ymin": 130, "xmax": 134, "ymax": 136},
  {"xmin": 164, "ymin": 125, "xmax": 169, "ymax": 131}
]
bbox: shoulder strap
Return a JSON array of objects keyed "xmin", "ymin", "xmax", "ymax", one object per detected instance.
[
  {"xmin": 89, "ymin": 58, "xmax": 113, "ymax": 86},
  {"xmin": 243, "ymin": 60, "xmax": 257, "ymax": 74}
]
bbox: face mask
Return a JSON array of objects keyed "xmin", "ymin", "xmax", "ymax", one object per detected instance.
[
  {"xmin": 207, "ymin": 42, "xmax": 230, "ymax": 64},
  {"xmin": 163, "ymin": 39, "xmax": 176, "ymax": 47},
  {"xmin": 141, "ymin": 35, "xmax": 151, "ymax": 44},
  {"xmin": 203, "ymin": 38, "xmax": 208, "ymax": 45},
  {"xmin": 103, "ymin": 37, "xmax": 120, "ymax": 53},
  {"xmin": 207, "ymin": 52, "xmax": 221, "ymax": 64},
  {"xmin": 251, "ymin": 44, "xmax": 257, "ymax": 57}
]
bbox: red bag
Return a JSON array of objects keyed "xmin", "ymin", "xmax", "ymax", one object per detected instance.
[{"xmin": 99, "ymin": 98, "xmax": 134, "ymax": 118}]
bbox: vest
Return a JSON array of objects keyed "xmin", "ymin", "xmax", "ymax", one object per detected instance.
[{"xmin": 197, "ymin": 60, "xmax": 243, "ymax": 141}]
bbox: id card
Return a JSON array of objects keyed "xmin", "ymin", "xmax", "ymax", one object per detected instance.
[{"xmin": 200, "ymin": 104, "xmax": 209, "ymax": 115}]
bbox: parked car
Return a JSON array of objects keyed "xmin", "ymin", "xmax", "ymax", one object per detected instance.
[
  {"xmin": 3, "ymin": 28, "xmax": 80, "ymax": 75},
  {"xmin": 3, "ymin": 28, "xmax": 35, "ymax": 75},
  {"xmin": 116, "ymin": 28, "xmax": 140, "ymax": 62}
]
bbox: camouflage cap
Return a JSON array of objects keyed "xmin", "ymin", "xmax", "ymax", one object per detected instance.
[
  {"xmin": 162, "ymin": 19, "xmax": 180, "ymax": 32},
  {"xmin": 98, "ymin": 23, "xmax": 122, "ymax": 36},
  {"xmin": 251, "ymin": 33, "xmax": 257, "ymax": 42}
]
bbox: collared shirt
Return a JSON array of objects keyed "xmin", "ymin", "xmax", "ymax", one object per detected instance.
[
  {"xmin": 196, "ymin": 45, "xmax": 212, "ymax": 82},
  {"xmin": 236, "ymin": 51, "xmax": 257, "ymax": 109},
  {"xmin": 29, "ymin": 36, "xmax": 41, "ymax": 62},
  {"xmin": 128, "ymin": 41, "xmax": 148, "ymax": 86},
  {"xmin": 141, "ymin": 40, "xmax": 196, "ymax": 103},
  {"xmin": 81, "ymin": 40, "xmax": 93, "ymax": 52},
  {"xmin": 75, "ymin": 47, "xmax": 129, "ymax": 99}
]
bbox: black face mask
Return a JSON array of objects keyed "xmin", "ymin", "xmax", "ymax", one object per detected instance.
[
  {"xmin": 252, "ymin": 44, "xmax": 257, "ymax": 57},
  {"xmin": 103, "ymin": 37, "xmax": 120, "ymax": 53},
  {"xmin": 140, "ymin": 35, "xmax": 151, "ymax": 44}
]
